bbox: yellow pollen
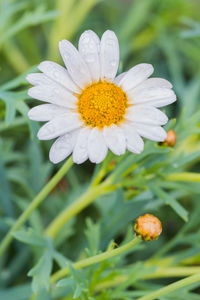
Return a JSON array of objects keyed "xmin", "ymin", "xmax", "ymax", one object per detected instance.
[{"xmin": 77, "ymin": 81, "xmax": 128, "ymax": 128}]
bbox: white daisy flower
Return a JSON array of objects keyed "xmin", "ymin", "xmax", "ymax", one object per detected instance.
[{"xmin": 27, "ymin": 30, "xmax": 176, "ymax": 164}]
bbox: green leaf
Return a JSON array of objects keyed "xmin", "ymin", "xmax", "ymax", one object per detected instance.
[
  {"xmin": 85, "ymin": 218, "xmax": 100, "ymax": 256},
  {"xmin": 0, "ymin": 284, "xmax": 31, "ymax": 300},
  {"xmin": 152, "ymin": 186, "xmax": 188, "ymax": 221},
  {"xmin": 56, "ymin": 278, "xmax": 75, "ymax": 288},
  {"xmin": 36, "ymin": 289, "xmax": 51, "ymax": 300},
  {"xmin": 53, "ymin": 251, "xmax": 71, "ymax": 269},
  {"xmin": 0, "ymin": 7, "xmax": 59, "ymax": 46},
  {"xmin": 28, "ymin": 250, "xmax": 53, "ymax": 293},
  {"xmin": 13, "ymin": 228, "xmax": 47, "ymax": 247},
  {"xmin": 97, "ymin": 189, "xmax": 148, "ymax": 248},
  {"xmin": 0, "ymin": 66, "xmax": 37, "ymax": 91},
  {"xmin": 0, "ymin": 141, "xmax": 14, "ymax": 217}
]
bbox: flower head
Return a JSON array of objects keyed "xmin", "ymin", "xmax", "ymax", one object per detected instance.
[
  {"xmin": 27, "ymin": 30, "xmax": 176, "ymax": 164},
  {"xmin": 164, "ymin": 129, "xmax": 177, "ymax": 147},
  {"xmin": 134, "ymin": 213, "xmax": 162, "ymax": 241}
]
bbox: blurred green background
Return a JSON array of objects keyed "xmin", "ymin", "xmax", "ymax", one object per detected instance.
[{"xmin": 0, "ymin": 0, "xmax": 200, "ymax": 299}]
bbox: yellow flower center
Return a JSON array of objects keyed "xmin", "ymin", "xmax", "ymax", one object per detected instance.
[{"xmin": 77, "ymin": 81, "xmax": 128, "ymax": 128}]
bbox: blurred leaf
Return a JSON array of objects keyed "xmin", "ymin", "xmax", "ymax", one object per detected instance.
[
  {"xmin": 0, "ymin": 284, "xmax": 31, "ymax": 300},
  {"xmin": 0, "ymin": 140, "xmax": 14, "ymax": 217},
  {"xmin": 28, "ymin": 250, "xmax": 53, "ymax": 293},
  {"xmin": 0, "ymin": 6, "xmax": 59, "ymax": 46},
  {"xmin": 151, "ymin": 185, "xmax": 188, "ymax": 221},
  {"xmin": 0, "ymin": 66, "xmax": 37, "ymax": 91},
  {"xmin": 13, "ymin": 228, "xmax": 47, "ymax": 247},
  {"xmin": 181, "ymin": 18, "xmax": 200, "ymax": 38},
  {"xmin": 85, "ymin": 218, "xmax": 100, "ymax": 256}
]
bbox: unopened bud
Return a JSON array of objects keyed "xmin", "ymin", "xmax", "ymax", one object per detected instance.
[
  {"xmin": 108, "ymin": 159, "xmax": 116, "ymax": 170},
  {"xmin": 134, "ymin": 214, "xmax": 162, "ymax": 241},
  {"xmin": 164, "ymin": 129, "xmax": 177, "ymax": 147}
]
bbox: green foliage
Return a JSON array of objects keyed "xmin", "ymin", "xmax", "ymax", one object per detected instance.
[
  {"xmin": 28, "ymin": 249, "xmax": 53, "ymax": 293},
  {"xmin": 13, "ymin": 228, "xmax": 47, "ymax": 247},
  {"xmin": 0, "ymin": 0, "xmax": 200, "ymax": 299}
]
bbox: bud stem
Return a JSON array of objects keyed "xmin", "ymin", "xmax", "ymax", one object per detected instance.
[{"xmin": 50, "ymin": 237, "xmax": 140, "ymax": 284}]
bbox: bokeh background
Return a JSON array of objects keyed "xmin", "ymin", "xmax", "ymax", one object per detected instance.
[{"xmin": 0, "ymin": 0, "xmax": 200, "ymax": 299}]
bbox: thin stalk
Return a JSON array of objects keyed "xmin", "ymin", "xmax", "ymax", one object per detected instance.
[
  {"xmin": 94, "ymin": 266, "xmax": 200, "ymax": 292},
  {"xmin": 137, "ymin": 271, "xmax": 200, "ymax": 300},
  {"xmin": 48, "ymin": 0, "xmax": 75, "ymax": 59},
  {"xmin": 91, "ymin": 152, "xmax": 113, "ymax": 187},
  {"xmin": 0, "ymin": 157, "xmax": 73, "ymax": 258},
  {"xmin": 45, "ymin": 182, "xmax": 114, "ymax": 238},
  {"xmin": 166, "ymin": 172, "xmax": 200, "ymax": 182},
  {"xmin": 51, "ymin": 237, "xmax": 140, "ymax": 284},
  {"xmin": 3, "ymin": 40, "xmax": 29, "ymax": 73}
]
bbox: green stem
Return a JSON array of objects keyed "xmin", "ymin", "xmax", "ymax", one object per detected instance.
[
  {"xmin": 91, "ymin": 152, "xmax": 113, "ymax": 187},
  {"xmin": 166, "ymin": 172, "xmax": 200, "ymax": 182},
  {"xmin": 94, "ymin": 266, "xmax": 200, "ymax": 292},
  {"xmin": 45, "ymin": 181, "xmax": 113, "ymax": 238},
  {"xmin": 137, "ymin": 271, "xmax": 200, "ymax": 300},
  {"xmin": 0, "ymin": 156, "xmax": 73, "ymax": 258},
  {"xmin": 51, "ymin": 237, "xmax": 140, "ymax": 284}
]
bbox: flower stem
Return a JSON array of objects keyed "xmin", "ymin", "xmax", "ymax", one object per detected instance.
[
  {"xmin": 94, "ymin": 266, "xmax": 200, "ymax": 292},
  {"xmin": 45, "ymin": 181, "xmax": 113, "ymax": 238},
  {"xmin": 0, "ymin": 156, "xmax": 73, "ymax": 258},
  {"xmin": 91, "ymin": 152, "xmax": 113, "ymax": 187},
  {"xmin": 166, "ymin": 172, "xmax": 200, "ymax": 182},
  {"xmin": 50, "ymin": 237, "xmax": 140, "ymax": 284},
  {"xmin": 137, "ymin": 271, "xmax": 200, "ymax": 300}
]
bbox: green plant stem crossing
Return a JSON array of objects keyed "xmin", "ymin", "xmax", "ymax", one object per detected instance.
[
  {"xmin": 50, "ymin": 237, "xmax": 140, "ymax": 284},
  {"xmin": 45, "ymin": 181, "xmax": 115, "ymax": 238},
  {"xmin": 0, "ymin": 156, "xmax": 73, "ymax": 258}
]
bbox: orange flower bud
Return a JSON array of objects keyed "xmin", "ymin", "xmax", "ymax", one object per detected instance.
[
  {"xmin": 108, "ymin": 159, "xmax": 116, "ymax": 170},
  {"xmin": 164, "ymin": 129, "xmax": 177, "ymax": 147},
  {"xmin": 134, "ymin": 214, "xmax": 162, "ymax": 241}
]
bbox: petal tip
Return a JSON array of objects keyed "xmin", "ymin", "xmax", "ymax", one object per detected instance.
[
  {"xmin": 37, "ymin": 127, "xmax": 48, "ymax": 140},
  {"xmin": 27, "ymin": 110, "xmax": 33, "ymax": 120},
  {"xmin": 103, "ymin": 29, "xmax": 116, "ymax": 37},
  {"xmin": 49, "ymin": 151, "xmax": 60, "ymax": 164},
  {"xmin": 26, "ymin": 74, "xmax": 33, "ymax": 84},
  {"xmin": 27, "ymin": 88, "xmax": 34, "ymax": 97},
  {"xmin": 160, "ymin": 130, "xmax": 167, "ymax": 142}
]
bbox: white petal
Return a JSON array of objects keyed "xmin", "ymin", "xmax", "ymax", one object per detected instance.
[
  {"xmin": 114, "ymin": 72, "xmax": 127, "ymax": 85},
  {"xmin": 132, "ymin": 78, "xmax": 173, "ymax": 92},
  {"xmin": 78, "ymin": 30, "xmax": 100, "ymax": 82},
  {"xmin": 73, "ymin": 127, "xmax": 90, "ymax": 164},
  {"xmin": 38, "ymin": 61, "xmax": 80, "ymax": 93},
  {"xmin": 103, "ymin": 125, "xmax": 126, "ymax": 156},
  {"xmin": 88, "ymin": 128, "xmax": 108, "ymax": 164},
  {"xmin": 26, "ymin": 73, "xmax": 53, "ymax": 86},
  {"xmin": 132, "ymin": 123, "xmax": 167, "ymax": 142},
  {"xmin": 126, "ymin": 105, "xmax": 168, "ymax": 126},
  {"xmin": 28, "ymin": 104, "xmax": 68, "ymax": 121},
  {"xmin": 100, "ymin": 30, "xmax": 119, "ymax": 82},
  {"xmin": 119, "ymin": 63, "xmax": 154, "ymax": 92},
  {"xmin": 59, "ymin": 39, "xmax": 92, "ymax": 89},
  {"xmin": 37, "ymin": 113, "xmax": 82, "ymax": 140},
  {"xmin": 128, "ymin": 87, "xmax": 176, "ymax": 107},
  {"xmin": 49, "ymin": 130, "xmax": 79, "ymax": 164},
  {"xmin": 121, "ymin": 124, "xmax": 144, "ymax": 153},
  {"xmin": 28, "ymin": 84, "xmax": 77, "ymax": 109}
]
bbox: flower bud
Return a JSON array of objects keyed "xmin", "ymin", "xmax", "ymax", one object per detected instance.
[
  {"xmin": 108, "ymin": 159, "xmax": 116, "ymax": 170},
  {"xmin": 164, "ymin": 129, "xmax": 177, "ymax": 147},
  {"xmin": 134, "ymin": 214, "xmax": 162, "ymax": 241}
]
